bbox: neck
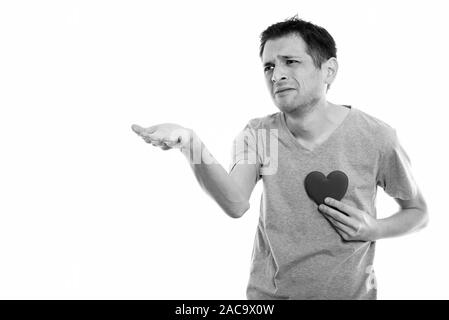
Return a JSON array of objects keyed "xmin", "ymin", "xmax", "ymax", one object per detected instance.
[{"xmin": 283, "ymin": 98, "xmax": 334, "ymax": 141}]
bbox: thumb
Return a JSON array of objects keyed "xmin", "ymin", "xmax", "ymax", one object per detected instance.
[
  {"xmin": 132, "ymin": 124, "xmax": 158, "ymax": 136},
  {"xmin": 131, "ymin": 124, "xmax": 144, "ymax": 135}
]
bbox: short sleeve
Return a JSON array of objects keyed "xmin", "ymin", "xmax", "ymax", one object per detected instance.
[
  {"xmin": 229, "ymin": 122, "xmax": 262, "ymax": 181},
  {"xmin": 376, "ymin": 129, "xmax": 418, "ymax": 200}
]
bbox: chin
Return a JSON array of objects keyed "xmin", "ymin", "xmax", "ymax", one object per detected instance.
[{"xmin": 275, "ymin": 101, "xmax": 298, "ymax": 114}]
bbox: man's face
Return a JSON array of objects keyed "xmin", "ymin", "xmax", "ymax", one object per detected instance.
[{"xmin": 261, "ymin": 33, "xmax": 329, "ymax": 113}]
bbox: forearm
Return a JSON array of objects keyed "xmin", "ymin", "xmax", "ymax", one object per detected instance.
[
  {"xmin": 180, "ymin": 131, "xmax": 249, "ymax": 218},
  {"xmin": 374, "ymin": 207, "xmax": 429, "ymax": 240}
]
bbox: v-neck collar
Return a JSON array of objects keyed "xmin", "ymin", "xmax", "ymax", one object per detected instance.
[{"xmin": 279, "ymin": 105, "xmax": 353, "ymax": 154}]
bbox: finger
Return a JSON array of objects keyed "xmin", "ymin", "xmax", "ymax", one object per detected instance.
[
  {"xmin": 141, "ymin": 132, "xmax": 163, "ymax": 143},
  {"xmin": 131, "ymin": 124, "xmax": 145, "ymax": 135},
  {"xmin": 141, "ymin": 135, "xmax": 155, "ymax": 144},
  {"xmin": 160, "ymin": 144, "xmax": 172, "ymax": 151},
  {"xmin": 150, "ymin": 139, "xmax": 164, "ymax": 147},
  {"xmin": 132, "ymin": 124, "xmax": 158, "ymax": 136},
  {"xmin": 321, "ymin": 214, "xmax": 352, "ymax": 241},
  {"xmin": 319, "ymin": 204, "xmax": 357, "ymax": 230},
  {"xmin": 326, "ymin": 215, "xmax": 354, "ymax": 235},
  {"xmin": 146, "ymin": 133, "xmax": 165, "ymax": 142},
  {"xmin": 324, "ymin": 198, "xmax": 358, "ymax": 217},
  {"xmin": 141, "ymin": 135, "xmax": 159, "ymax": 145},
  {"xmin": 162, "ymin": 137, "xmax": 181, "ymax": 147}
]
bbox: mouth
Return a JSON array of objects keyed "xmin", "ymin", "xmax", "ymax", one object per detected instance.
[{"xmin": 275, "ymin": 88, "xmax": 295, "ymax": 95}]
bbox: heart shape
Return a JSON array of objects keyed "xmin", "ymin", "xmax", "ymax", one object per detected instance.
[{"xmin": 304, "ymin": 170, "xmax": 348, "ymax": 205}]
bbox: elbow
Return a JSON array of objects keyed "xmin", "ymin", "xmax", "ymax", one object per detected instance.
[
  {"xmin": 414, "ymin": 205, "xmax": 429, "ymax": 232},
  {"xmin": 417, "ymin": 191, "xmax": 429, "ymax": 229},
  {"xmin": 227, "ymin": 201, "xmax": 250, "ymax": 219}
]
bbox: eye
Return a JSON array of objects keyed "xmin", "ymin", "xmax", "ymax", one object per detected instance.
[
  {"xmin": 286, "ymin": 59, "xmax": 300, "ymax": 65},
  {"xmin": 264, "ymin": 65, "xmax": 274, "ymax": 72}
]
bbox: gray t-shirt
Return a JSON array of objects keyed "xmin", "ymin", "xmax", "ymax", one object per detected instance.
[{"xmin": 229, "ymin": 106, "xmax": 418, "ymax": 300}]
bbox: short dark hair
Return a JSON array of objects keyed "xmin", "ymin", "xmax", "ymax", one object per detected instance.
[{"xmin": 259, "ymin": 15, "xmax": 337, "ymax": 69}]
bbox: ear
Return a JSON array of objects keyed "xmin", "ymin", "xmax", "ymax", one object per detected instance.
[{"xmin": 323, "ymin": 57, "xmax": 338, "ymax": 88}]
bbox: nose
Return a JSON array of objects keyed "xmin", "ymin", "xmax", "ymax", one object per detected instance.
[{"xmin": 271, "ymin": 65, "xmax": 288, "ymax": 83}]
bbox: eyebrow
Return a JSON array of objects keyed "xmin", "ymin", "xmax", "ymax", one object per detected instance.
[{"xmin": 263, "ymin": 55, "xmax": 303, "ymax": 67}]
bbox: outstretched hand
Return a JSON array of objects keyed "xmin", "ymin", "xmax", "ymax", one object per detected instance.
[
  {"xmin": 318, "ymin": 197, "xmax": 379, "ymax": 242},
  {"xmin": 131, "ymin": 123, "xmax": 192, "ymax": 151}
]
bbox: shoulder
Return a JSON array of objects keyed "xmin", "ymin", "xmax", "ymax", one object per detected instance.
[
  {"xmin": 234, "ymin": 113, "xmax": 280, "ymax": 145},
  {"xmin": 245, "ymin": 112, "xmax": 281, "ymax": 130},
  {"xmin": 352, "ymin": 107, "xmax": 395, "ymax": 134},
  {"xmin": 351, "ymin": 107, "xmax": 397, "ymax": 149}
]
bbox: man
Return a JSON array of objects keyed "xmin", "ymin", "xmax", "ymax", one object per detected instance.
[{"xmin": 131, "ymin": 16, "xmax": 428, "ymax": 299}]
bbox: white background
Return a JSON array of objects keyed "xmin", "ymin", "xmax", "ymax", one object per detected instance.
[{"xmin": 0, "ymin": 0, "xmax": 448, "ymax": 299}]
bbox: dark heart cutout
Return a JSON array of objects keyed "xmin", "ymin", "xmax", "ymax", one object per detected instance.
[{"xmin": 304, "ymin": 170, "xmax": 348, "ymax": 206}]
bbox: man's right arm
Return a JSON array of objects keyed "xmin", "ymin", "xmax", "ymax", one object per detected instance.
[
  {"xmin": 132, "ymin": 124, "xmax": 258, "ymax": 218},
  {"xmin": 181, "ymin": 131, "xmax": 258, "ymax": 218}
]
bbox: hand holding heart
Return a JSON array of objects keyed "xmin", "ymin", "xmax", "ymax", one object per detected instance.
[
  {"xmin": 304, "ymin": 170, "xmax": 379, "ymax": 242},
  {"xmin": 318, "ymin": 197, "xmax": 379, "ymax": 242}
]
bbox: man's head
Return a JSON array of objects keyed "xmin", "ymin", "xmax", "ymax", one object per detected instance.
[{"xmin": 260, "ymin": 16, "xmax": 338, "ymax": 114}]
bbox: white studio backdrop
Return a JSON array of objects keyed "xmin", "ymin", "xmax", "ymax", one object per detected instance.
[{"xmin": 0, "ymin": 0, "xmax": 448, "ymax": 299}]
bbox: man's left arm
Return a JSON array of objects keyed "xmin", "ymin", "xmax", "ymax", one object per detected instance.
[
  {"xmin": 318, "ymin": 189, "xmax": 429, "ymax": 242},
  {"xmin": 374, "ymin": 187, "xmax": 428, "ymax": 240},
  {"xmin": 319, "ymin": 127, "xmax": 429, "ymax": 242}
]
